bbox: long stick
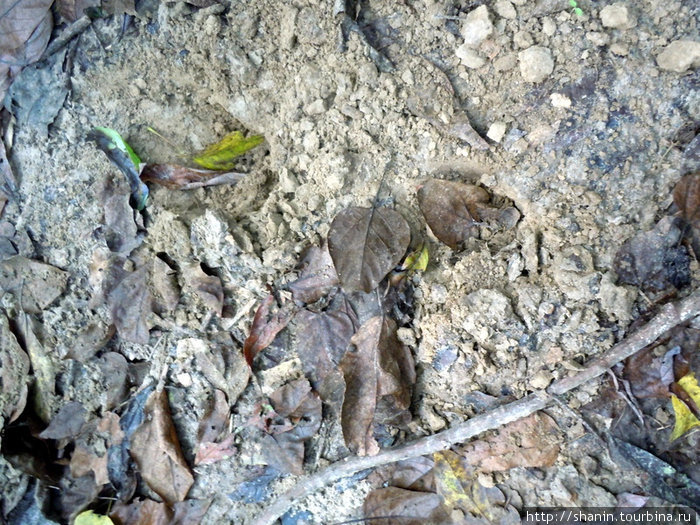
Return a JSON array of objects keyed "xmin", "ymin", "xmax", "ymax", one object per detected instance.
[{"xmin": 251, "ymin": 289, "xmax": 700, "ymax": 525}]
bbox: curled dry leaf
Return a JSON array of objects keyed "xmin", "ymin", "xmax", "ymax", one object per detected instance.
[
  {"xmin": 130, "ymin": 389, "xmax": 194, "ymax": 504},
  {"xmin": 417, "ymin": 179, "xmax": 488, "ymax": 249},
  {"xmin": 243, "ymin": 294, "xmax": 296, "ymax": 367},
  {"xmin": 140, "ymin": 164, "xmax": 245, "ymax": 190},
  {"xmin": 340, "ymin": 316, "xmax": 415, "ymax": 456},
  {"xmin": 0, "ymin": 313, "xmax": 29, "ymax": 423},
  {"xmin": 261, "ymin": 378, "xmax": 322, "ymax": 474},
  {"xmin": 287, "ymin": 242, "xmax": 339, "ymax": 304},
  {"xmin": 194, "ymin": 390, "xmax": 236, "ymax": 465},
  {"xmin": 328, "ymin": 206, "xmax": 410, "ymax": 293},
  {"xmin": 56, "ymin": 1, "xmax": 100, "ymax": 22},
  {"xmin": 614, "ymin": 217, "xmax": 690, "ymax": 292},
  {"xmin": 457, "ymin": 412, "xmax": 561, "ymax": 473},
  {"xmin": 0, "ymin": 256, "xmax": 68, "ymax": 314}
]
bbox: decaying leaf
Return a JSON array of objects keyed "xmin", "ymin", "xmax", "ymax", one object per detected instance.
[
  {"xmin": 294, "ymin": 309, "xmax": 354, "ymax": 412},
  {"xmin": 0, "ymin": 0, "xmax": 53, "ymax": 100},
  {"xmin": 623, "ymin": 346, "xmax": 674, "ymax": 399},
  {"xmin": 193, "ymin": 338, "xmax": 250, "ymax": 404},
  {"xmin": 261, "ymin": 378, "xmax": 322, "ymax": 474},
  {"xmin": 614, "ymin": 217, "xmax": 690, "ymax": 292},
  {"xmin": 340, "ymin": 316, "xmax": 415, "ymax": 455},
  {"xmin": 192, "ymin": 131, "xmax": 264, "ymax": 170},
  {"xmin": 286, "ymin": 242, "xmax": 339, "ymax": 304},
  {"xmin": 457, "ymin": 412, "xmax": 561, "ymax": 472},
  {"xmin": 363, "ymin": 487, "xmax": 448, "ymax": 525},
  {"xmin": 102, "ymin": 174, "xmax": 141, "ymax": 255},
  {"xmin": 130, "ymin": 389, "xmax": 194, "ymax": 504},
  {"xmin": 16, "ymin": 313, "xmax": 56, "ymax": 422},
  {"xmin": 328, "ymin": 206, "xmax": 410, "ymax": 293},
  {"xmin": 417, "ymin": 179, "xmax": 488, "ymax": 249},
  {"xmin": 243, "ymin": 294, "xmax": 296, "ymax": 367},
  {"xmin": 150, "ymin": 257, "xmax": 180, "ymax": 314},
  {"xmin": 182, "ymin": 263, "xmax": 224, "ymax": 314},
  {"xmin": 0, "ymin": 255, "xmax": 68, "ymax": 314},
  {"xmin": 140, "ymin": 164, "xmax": 245, "ymax": 190},
  {"xmin": 671, "ymin": 373, "xmax": 700, "ymax": 440},
  {"xmin": 673, "ymin": 171, "xmax": 700, "ymax": 257},
  {"xmin": 0, "ymin": 313, "xmax": 29, "ymax": 423},
  {"xmin": 70, "ymin": 446, "xmax": 110, "ymax": 486},
  {"xmin": 39, "ymin": 401, "xmax": 87, "ymax": 440},
  {"xmin": 0, "ymin": 139, "xmax": 17, "ymax": 200},
  {"xmin": 194, "ymin": 434, "xmax": 237, "ymax": 466},
  {"xmin": 111, "ymin": 497, "xmax": 211, "ymax": 525},
  {"xmin": 56, "ymin": 1, "xmax": 101, "ymax": 21},
  {"xmin": 107, "ymin": 266, "xmax": 152, "ymax": 344}
]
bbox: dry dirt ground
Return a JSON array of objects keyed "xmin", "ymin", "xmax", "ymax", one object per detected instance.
[{"xmin": 1, "ymin": 0, "xmax": 699, "ymax": 524}]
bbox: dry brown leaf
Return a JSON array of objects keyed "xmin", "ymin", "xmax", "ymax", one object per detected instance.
[
  {"xmin": 294, "ymin": 308, "xmax": 354, "ymax": 412},
  {"xmin": 287, "ymin": 242, "xmax": 339, "ymax": 304},
  {"xmin": 340, "ymin": 316, "xmax": 415, "ymax": 456},
  {"xmin": 243, "ymin": 294, "xmax": 296, "ymax": 367},
  {"xmin": 457, "ymin": 412, "xmax": 561, "ymax": 473},
  {"xmin": 130, "ymin": 389, "xmax": 194, "ymax": 504},
  {"xmin": 417, "ymin": 179, "xmax": 488, "ymax": 249},
  {"xmin": 150, "ymin": 257, "xmax": 180, "ymax": 314},
  {"xmin": 102, "ymin": 174, "xmax": 141, "ymax": 254},
  {"xmin": 97, "ymin": 351, "xmax": 129, "ymax": 409},
  {"xmin": 107, "ymin": 266, "xmax": 153, "ymax": 344},
  {"xmin": 194, "ymin": 434, "xmax": 237, "ymax": 466},
  {"xmin": 673, "ymin": 171, "xmax": 700, "ymax": 258},
  {"xmin": 39, "ymin": 401, "xmax": 87, "ymax": 440},
  {"xmin": 197, "ymin": 389, "xmax": 229, "ymax": 443},
  {"xmin": 262, "ymin": 378, "xmax": 322, "ymax": 474},
  {"xmin": 0, "ymin": 255, "xmax": 68, "ymax": 314},
  {"xmin": 70, "ymin": 446, "xmax": 109, "ymax": 486},
  {"xmin": 363, "ymin": 487, "xmax": 448, "ymax": 525},
  {"xmin": 328, "ymin": 206, "xmax": 410, "ymax": 293},
  {"xmin": 182, "ymin": 263, "xmax": 224, "ymax": 314},
  {"xmin": 56, "ymin": 0, "xmax": 100, "ymax": 21},
  {"xmin": 111, "ymin": 498, "xmax": 173, "ymax": 525},
  {"xmin": 140, "ymin": 164, "xmax": 245, "ymax": 189},
  {"xmin": 16, "ymin": 313, "xmax": 56, "ymax": 422},
  {"xmin": 0, "ymin": 313, "xmax": 29, "ymax": 422}
]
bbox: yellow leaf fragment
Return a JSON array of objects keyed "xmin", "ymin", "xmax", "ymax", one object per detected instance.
[
  {"xmin": 74, "ymin": 510, "xmax": 114, "ymax": 525},
  {"xmin": 193, "ymin": 131, "xmax": 264, "ymax": 170},
  {"xmin": 670, "ymin": 395, "xmax": 700, "ymax": 441},
  {"xmin": 402, "ymin": 244, "xmax": 429, "ymax": 272},
  {"xmin": 678, "ymin": 372, "xmax": 700, "ymax": 406},
  {"xmin": 433, "ymin": 451, "xmax": 471, "ymax": 510}
]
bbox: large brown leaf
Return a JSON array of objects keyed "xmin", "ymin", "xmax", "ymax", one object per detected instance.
[
  {"xmin": 417, "ymin": 179, "xmax": 489, "ymax": 249},
  {"xmin": 243, "ymin": 294, "xmax": 295, "ymax": 367},
  {"xmin": 340, "ymin": 316, "xmax": 415, "ymax": 455},
  {"xmin": 328, "ymin": 206, "xmax": 410, "ymax": 293},
  {"xmin": 364, "ymin": 487, "xmax": 448, "ymax": 525},
  {"xmin": 130, "ymin": 389, "xmax": 194, "ymax": 504},
  {"xmin": 294, "ymin": 309, "xmax": 354, "ymax": 412}
]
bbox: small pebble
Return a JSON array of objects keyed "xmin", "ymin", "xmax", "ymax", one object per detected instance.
[
  {"xmin": 494, "ymin": 0, "xmax": 516, "ymax": 20},
  {"xmin": 513, "ymin": 30, "xmax": 533, "ymax": 48},
  {"xmin": 460, "ymin": 5, "xmax": 493, "ymax": 47},
  {"xmin": 550, "ymin": 93, "xmax": 571, "ymax": 108},
  {"xmin": 456, "ymin": 44, "xmax": 486, "ymax": 68},
  {"xmin": 487, "ymin": 121, "xmax": 507, "ymax": 142},
  {"xmin": 586, "ymin": 31, "xmax": 610, "ymax": 46},
  {"xmin": 518, "ymin": 45, "xmax": 554, "ymax": 82},
  {"xmin": 600, "ymin": 3, "xmax": 635, "ymax": 29},
  {"xmin": 493, "ymin": 53, "xmax": 517, "ymax": 71},
  {"xmin": 610, "ymin": 42, "xmax": 629, "ymax": 55},
  {"xmin": 541, "ymin": 17, "xmax": 556, "ymax": 37},
  {"xmin": 656, "ymin": 40, "xmax": 700, "ymax": 73}
]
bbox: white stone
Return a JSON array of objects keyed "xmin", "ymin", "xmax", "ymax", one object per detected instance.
[
  {"xmin": 487, "ymin": 121, "xmax": 507, "ymax": 142},
  {"xmin": 541, "ymin": 17, "xmax": 556, "ymax": 36},
  {"xmin": 518, "ymin": 45, "xmax": 554, "ymax": 82},
  {"xmin": 610, "ymin": 42, "xmax": 629, "ymax": 56},
  {"xmin": 656, "ymin": 40, "xmax": 700, "ymax": 73},
  {"xmin": 513, "ymin": 30, "xmax": 533, "ymax": 48},
  {"xmin": 550, "ymin": 93, "xmax": 571, "ymax": 108},
  {"xmin": 460, "ymin": 5, "xmax": 493, "ymax": 47},
  {"xmin": 456, "ymin": 44, "xmax": 486, "ymax": 68},
  {"xmin": 600, "ymin": 3, "xmax": 634, "ymax": 29},
  {"xmin": 494, "ymin": 0, "xmax": 516, "ymax": 20}
]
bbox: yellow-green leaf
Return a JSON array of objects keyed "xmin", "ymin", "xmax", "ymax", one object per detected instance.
[
  {"xmin": 74, "ymin": 510, "xmax": 114, "ymax": 525},
  {"xmin": 433, "ymin": 451, "xmax": 471, "ymax": 510},
  {"xmin": 402, "ymin": 244, "xmax": 429, "ymax": 272},
  {"xmin": 678, "ymin": 372, "xmax": 700, "ymax": 406},
  {"xmin": 670, "ymin": 394, "xmax": 700, "ymax": 441},
  {"xmin": 192, "ymin": 131, "xmax": 264, "ymax": 170}
]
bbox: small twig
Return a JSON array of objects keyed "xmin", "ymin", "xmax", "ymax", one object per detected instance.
[{"xmin": 250, "ymin": 288, "xmax": 700, "ymax": 525}]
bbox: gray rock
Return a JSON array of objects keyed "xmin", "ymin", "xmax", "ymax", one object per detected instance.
[
  {"xmin": 518, "ymin": 46, "xmax": 554, "ymax": 83},
  {"xmin": 600, "ymin": 3, "xmax": 635, "ymax": 29},
  {"xmin": 460, "ymin": 5, "xmax": 493, "ymax": 48},
  {"xmin": 656, "ymin": 40, "xmax": 700, "ymax": 73}
]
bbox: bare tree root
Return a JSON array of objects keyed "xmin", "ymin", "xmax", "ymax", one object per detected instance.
[{"xmin": 250, "ymin": 289, "xmax": 700, "ymax": 525}]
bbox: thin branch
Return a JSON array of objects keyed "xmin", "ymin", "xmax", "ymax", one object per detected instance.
[{"xmin": 250, "ymin": 288, "xmax": 700, "ymax": 525}]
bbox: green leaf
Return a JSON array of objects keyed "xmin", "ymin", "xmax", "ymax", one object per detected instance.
[
  {"xmin": 93, "ymin": 126, "xmax": 141, "ymax": 168},
  {"xmin": 402, "ymin": 244, "xmax": 429, "ymax": 272},
  {"xmin": 192, "ymin": 131, "xmax": 264, "ymax": 170},
  {"xmin": 574, "ymin": 7, "xmax": 583, "ymax": 16},
  {"xmin": 74, "ymin": 510, "xmax": 114, "ymax": 525}
]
